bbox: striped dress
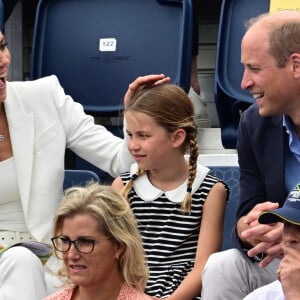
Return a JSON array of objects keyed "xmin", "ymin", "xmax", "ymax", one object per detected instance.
[{"xmin": 121, "ymin": 163, "xmax": 229, "ymax": 299}]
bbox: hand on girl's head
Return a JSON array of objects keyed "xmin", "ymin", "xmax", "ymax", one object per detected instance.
[{"xmin": 124, "ymin": 74, "xmax": 171, "ymax": 106}]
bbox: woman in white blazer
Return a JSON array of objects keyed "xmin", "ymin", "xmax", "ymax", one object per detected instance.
[{"xmin": 0, "ymin": 30, "xmax": 169, "ymax": 299}]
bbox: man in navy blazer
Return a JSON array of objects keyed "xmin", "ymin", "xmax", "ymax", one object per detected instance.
[
  {"xmin": 202, "ymin": 10, "xmax": 300, "ymax": 299},
  {"xmin": 234, "ymin": 103, "xmax": 287, "ymax": 246}
]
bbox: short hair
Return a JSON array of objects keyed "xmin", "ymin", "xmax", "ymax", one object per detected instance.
[
  {"xmin": 122, "ymin": 84, "xmax": 199, "ymax": 213},
  {"xmin": 246, "ymin": 11, "xmax": 300, "ymax": 67},
  {"xmin": 269, "ymin": 22, "xmax": 300, "ymax": 67},
  {"xmin": 52, "ymin": 183, "xmax": 148, "ymax": 291}
]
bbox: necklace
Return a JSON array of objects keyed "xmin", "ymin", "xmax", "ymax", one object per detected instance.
[{"xmin": 0, "ymin": 104, "xmax": 6, "ymax": 142}]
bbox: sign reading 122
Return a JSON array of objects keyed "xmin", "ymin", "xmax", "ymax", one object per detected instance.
[{"xmin": 99, "ymin": 38, "xmax": 117, "ymax": 52}]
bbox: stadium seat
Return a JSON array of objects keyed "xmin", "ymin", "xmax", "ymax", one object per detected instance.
[
  {"xmin": 63, "ymin": 169, "xmax": 100, "ymax": 191},
  {"xmin": 30, "ymin": 0, "xmax": 193, "ymax": 117},
  {"xmin": 0, "ymin": 0, "xmax": 4, "ymax": 32},
  {"xmin": 209, "ymin": 166, "xmax": 240, "ymax": 250},
  {"xmin": 214, "ymin": 0, "xmax": 270, "ymax": 148}
]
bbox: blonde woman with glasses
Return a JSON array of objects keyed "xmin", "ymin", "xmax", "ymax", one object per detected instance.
[{"xmin": 44, "ymin": 183, "xmax": 151, "ymax": 300}]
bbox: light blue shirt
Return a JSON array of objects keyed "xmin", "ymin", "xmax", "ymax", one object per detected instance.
[{"xmin": 283, "ymin": 116, "xmax": 300, "ymax": 193}]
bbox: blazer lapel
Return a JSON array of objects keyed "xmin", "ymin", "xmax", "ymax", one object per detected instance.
[{"xmin": 5, "ymin": 86, "xmax": 34, "ymax": 217}]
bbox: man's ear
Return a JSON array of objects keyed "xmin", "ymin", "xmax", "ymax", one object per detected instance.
[
  {"xmin": 291, "ymin": 53, "xmax": 300, "ymax": 77},
  {"xmin": 171, "ymin": 129, "xmax": 186, "ymax": 147}
]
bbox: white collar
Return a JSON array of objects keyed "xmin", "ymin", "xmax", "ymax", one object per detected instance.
[{"xmin": 129, "ymin": 163, "xmax": 209, "ymax": 203}]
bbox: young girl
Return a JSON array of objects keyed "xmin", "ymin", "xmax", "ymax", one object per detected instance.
[{"xmin": 112, "ymin": 84, "xmax": 229, "ymax": 299}]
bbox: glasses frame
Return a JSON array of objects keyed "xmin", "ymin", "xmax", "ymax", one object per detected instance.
[{"xmin": 51, "ymin": 236, "xmax": 97, "ymax": 254}]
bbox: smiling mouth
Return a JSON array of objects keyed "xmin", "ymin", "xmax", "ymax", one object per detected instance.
[
  {"xmin": 253, "ymin": 93, "xmax": 264, "ymax": 100},
  {"xmin": 0, "ymin": 74, "xmax": 6, "ymax": 89}
]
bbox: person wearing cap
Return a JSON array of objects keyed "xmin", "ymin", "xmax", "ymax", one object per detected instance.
[
  {"xmin": 201, "ymin": 10, "xmax": 300, "ymax": 299},
  {"xmin": 244, "ymin": 185, "xmax": 300, "ymax": 300}
]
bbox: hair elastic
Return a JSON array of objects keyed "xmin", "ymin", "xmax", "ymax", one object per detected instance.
[{"xmin": 131, "ymin": 173, "xmax": 138, "ymax": 181}]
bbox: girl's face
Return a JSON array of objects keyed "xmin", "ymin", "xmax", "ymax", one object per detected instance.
[
  {"xmin": 125, "ymin": 110, "xmax": 181, "ymax": 171},
  {"xmin": 60, "ymin": 213, "xmax": 122, "ymax": 289}
]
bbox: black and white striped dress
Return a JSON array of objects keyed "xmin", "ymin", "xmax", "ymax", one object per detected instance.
[{"xmin": 120, "ymin": 163, "xmax": 228, "ymax": 299}]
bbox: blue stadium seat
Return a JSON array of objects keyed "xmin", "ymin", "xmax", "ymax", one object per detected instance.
[
  {"xmin": 30, "ymin": 0, "xmax": 193, "ymax": 117},
  {"xmin": 209, "ymin": 166, "xmax": 240, "ymax": 250},
  {"xmin": 63, "ymin": 169, "xmax": 100, "ymax": 191},
  {"xmin": 0, "ymin": 0, "xmax": 4, "ymax": 32},
  {"xmin": 214, "ymin": 0, "xmax": 270, "ymax": 148}
]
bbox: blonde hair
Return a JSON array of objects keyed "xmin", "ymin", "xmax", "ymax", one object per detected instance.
[
  {"xmin": 53, "ymin": 183, "xmax": 148, "ymax": 291},
  {"xmin": 121, "ymin": 84, "xmax": 199, "ymax": 213}
]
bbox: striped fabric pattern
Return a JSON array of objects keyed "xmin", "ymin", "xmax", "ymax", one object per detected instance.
[{"xmin": 121, "ymin": 172, "xmax": 222, "ymax": 299}]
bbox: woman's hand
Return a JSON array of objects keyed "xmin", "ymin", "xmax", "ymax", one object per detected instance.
[{"xmin": 124, "ymin": 74, "xmax": 171, "ymax": 106}]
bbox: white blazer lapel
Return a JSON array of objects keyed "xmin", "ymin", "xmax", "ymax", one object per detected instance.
[{"xmin": 5, "ymin": 88, "xmax": 34, "ymax": 217}]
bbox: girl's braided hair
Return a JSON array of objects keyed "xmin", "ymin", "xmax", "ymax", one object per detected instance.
[{"xmin": 121, "ymin": 84, "xmax": 199, "ymax": 213}]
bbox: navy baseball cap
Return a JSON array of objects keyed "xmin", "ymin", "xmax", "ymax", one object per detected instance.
[{"xmin": 259, "ymin": 184, "xmax": 300, "ymax": 225}]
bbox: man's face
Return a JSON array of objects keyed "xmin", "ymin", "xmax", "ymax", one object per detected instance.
[
  {"xmin": 240, "ymin": 25, "xmax": 297, "ymax": 117},
  {"xmin": 282, "ymin": 222, "xmax": 300, "ymax": 251}
]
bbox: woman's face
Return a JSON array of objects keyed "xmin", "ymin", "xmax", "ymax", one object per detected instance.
[
  {"xmin": 60, "ymin": 213, "xmax": 123, "ymax": 289},
  {"xmin": 0, "ymin": 31, "xmax": 11, "ymax": 103}
]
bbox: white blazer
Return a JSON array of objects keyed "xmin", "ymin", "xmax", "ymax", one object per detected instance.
[{"xmin": 4, "ymin": 75, "xmax": 132, "ymax": 243}]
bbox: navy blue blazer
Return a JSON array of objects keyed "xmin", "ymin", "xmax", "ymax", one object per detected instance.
[{"xmin": 233, "ymin": 103, "xmax": 288, "ymax": 250}]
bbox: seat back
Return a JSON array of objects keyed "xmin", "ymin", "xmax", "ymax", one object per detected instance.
[
  {"xmin": 30, "ymin": 0, "xmax": 193, "ymax": 117},
  {"xmin": 209, "ymin": 166, "xmax": 240, "ymax": 250},
  {"xmin": 214, "ymin": 0, "xmax": 270, "ymax": 148},
  {"xmin": 0, "ymin": 0, "xmax": 4, "ymax": 32},
  {"xmin": 63, "ymin": 169, "xmax": 100, "ymax": 191}
]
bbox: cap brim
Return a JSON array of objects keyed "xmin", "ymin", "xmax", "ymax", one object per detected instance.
[{"xmin": 259, "ymin": 208, "xmax": 300, "ymax": 225}]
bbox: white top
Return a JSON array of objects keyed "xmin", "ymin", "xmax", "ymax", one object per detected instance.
[
  {"xmin": 243, "ymin": 280, "xmax": 285, "ymax": 300},
  {"xmin": 0, "ymin": 157, "xmax": 27, "ymax": 231}
]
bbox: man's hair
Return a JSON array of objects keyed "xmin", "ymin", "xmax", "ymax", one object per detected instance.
[
  {"xmin": 245, "ymin": 11, "xmax": 300, "ymax": 67},
  {"xmin": 269, "ymin": 22, "xmax": 300, "ymax": 67}
]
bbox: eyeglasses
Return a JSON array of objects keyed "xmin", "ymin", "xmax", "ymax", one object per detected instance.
[{"xmin": 51, "ymin": 236, "xmax": 98, "ymax": 254}]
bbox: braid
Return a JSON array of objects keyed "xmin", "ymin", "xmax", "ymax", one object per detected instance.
[
  {"xmin": 181, "ymin": 125, "xmax": 199, "ymax": 214},
  {"xmin": 121, "ymin": 168, "xmax": 145, "ymax": 200}
]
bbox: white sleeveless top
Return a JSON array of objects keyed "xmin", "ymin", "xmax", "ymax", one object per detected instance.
[{"xmin": 0, "ymin": 157, "xmax": 27, "ymax": 231}]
